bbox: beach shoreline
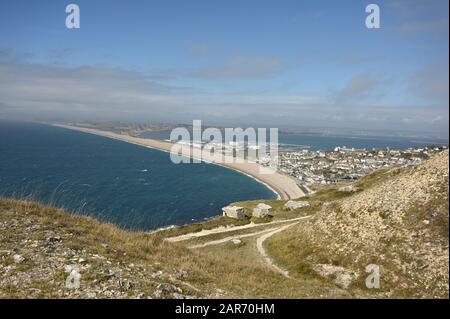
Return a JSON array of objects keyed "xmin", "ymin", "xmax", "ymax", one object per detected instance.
[{"xmin": 54, "ymin": 124, "xmax": 305, "ymax": 200}]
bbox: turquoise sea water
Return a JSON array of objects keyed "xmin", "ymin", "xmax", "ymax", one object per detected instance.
[{"xmin": 0, "ymin": 121, "xmax": 276, "ymax": 230}]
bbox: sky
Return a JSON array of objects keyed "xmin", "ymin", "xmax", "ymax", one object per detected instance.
[{"xmin": 0, "ymin": 0, "xmax": 448, "ymax": 135}]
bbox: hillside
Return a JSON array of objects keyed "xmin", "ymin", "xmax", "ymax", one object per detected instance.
[
  {"xmin": 266, "ymin": 149, "xmax": 449, "ymax": 298},
  {"xmin": 0, "ymin": 150, "xmax": 448, "ymax": 298}
]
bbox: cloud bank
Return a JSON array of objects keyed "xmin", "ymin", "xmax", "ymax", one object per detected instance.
[{"xmin": 0, "ymin": 51, "xmax": 448, "ymax": 134}]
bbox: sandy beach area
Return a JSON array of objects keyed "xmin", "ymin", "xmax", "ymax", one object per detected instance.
[{"xmin": 55, "ymin": 124, "xmax": 305, "ymax": 200}]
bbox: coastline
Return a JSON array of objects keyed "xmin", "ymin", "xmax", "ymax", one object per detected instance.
[
  {"xmin": 54, "ymin": 124, "xmax": 305, "ymax": 200},
  {"xmin": 214, "ymin": 163, "xmax": 282, "ymax": 200}
]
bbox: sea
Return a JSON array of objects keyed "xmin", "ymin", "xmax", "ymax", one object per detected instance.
[
  {"xmin": 0, "ymin": 120, "xmax": 447, "ymax": 231},
  {"xmin": 0, "ymin": 120, "xmax": 276, "ymax": 230}
]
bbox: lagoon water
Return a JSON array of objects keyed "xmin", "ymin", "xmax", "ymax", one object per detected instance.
[
  {"xmin": 140, "ymin": 130, "xmax": 448, "ymax": 150},
  {"xmin": 0, "ymin": 121, "xmax": 276, "ymax": 230}
]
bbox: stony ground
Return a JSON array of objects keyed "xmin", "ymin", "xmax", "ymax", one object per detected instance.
[
  {"xmin": 0, "ymin": 200, "xmax": 226, "ymax": 299},
  {"xmin": 266, "ymin": 150, "xmax": 449, "ymax": 298}
]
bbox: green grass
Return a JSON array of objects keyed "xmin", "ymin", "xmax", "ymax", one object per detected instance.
[
  {"xmin": 0, "ymin": 197, "xmax": 346, "ymax": 298},
  {"xmin": 156, "ymin": 216, "xmax": 252, "ymax": 238}
]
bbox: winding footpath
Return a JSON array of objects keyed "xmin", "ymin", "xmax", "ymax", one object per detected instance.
[
  {"xmin": 166, "ymin": 216, "xmax": 309, "ymax": 242},
  {"xmin": 255, "ymin": 223, "xmax": 299, "ymax": 278},
  {"xmin": 176, "ymin": 216, "xmax": 312, "ymax": 278}
]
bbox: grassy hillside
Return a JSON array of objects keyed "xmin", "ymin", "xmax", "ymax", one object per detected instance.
[
  {"xmin": 0, "ymin": 198, "xmax": 213, "ymax": 298},
  {"xmin": 266, "ymin": 150, "xmax": 449, "ymax": 298},
  {"xmin": 0, "ymin": 150, "xmax": 448, "ymax": 298},
  {"xmin": 0, "ymin": 198, "xmax": 334, "ymax": 298}
]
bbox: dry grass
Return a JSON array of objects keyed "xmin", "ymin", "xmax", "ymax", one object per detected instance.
[
  {"xmin": 264, "ymin": 152, "xmax": 449, "ymax": 298},
  {"xmin": 0, "ymin": 197, "xmax": 344, "ymax": 298}
]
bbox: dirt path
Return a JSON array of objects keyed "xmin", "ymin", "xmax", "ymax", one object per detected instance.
[
  {"xmin": 166, "ymin": 216, "xmax": 310, "ymax": 242},
  {"xmin": 255, "ymin": 222, "xmax": 299, "ymax": 278},
  {"xmin": 188, "ymin": 225, "xmax": 285, "ymax": 249},
  {"xmin": 188, "ymin": 218, "xmax": 306, "ymax": 278}
]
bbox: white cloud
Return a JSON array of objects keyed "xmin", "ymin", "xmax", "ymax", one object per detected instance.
[
  {"xmin": 335, "ymin": 74, "xmax": 382, "ymax": 104},
  {"xmin": 410, "ymin": 60, "xmax": 449, "ymax": 103},
  {"xmin": 153, "ymin": 56, "xmax": 286, "ymax": 80},
  {"xmin": 0, "ymin": 59, "xmax": 447, "ymax": 134}
]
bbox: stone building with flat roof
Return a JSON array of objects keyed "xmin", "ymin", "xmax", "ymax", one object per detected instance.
[
  {"xmin": 222, "ymin": 206, "xmax": 246, "ymax": 219},
  {"xmin": 252, "ymin": 203, "xmax": 272, "ymax": 218}
]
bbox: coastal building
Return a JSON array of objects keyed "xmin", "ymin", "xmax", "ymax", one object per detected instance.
[
  {"xmin": 273, "ymin": 146, "xmax": 447, "ymax": 188},
  {"xmin": 222, "ymin": 206, "xmax": 246, "ymax": 219},
  {"xmin": 252, "ymin": 203, "xmax": 272, "ymax": 218}
]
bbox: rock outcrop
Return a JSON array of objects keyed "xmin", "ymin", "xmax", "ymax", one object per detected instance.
[{"xmin": 284, "ymin": 200, "xmax": 310, "ymax": 210}]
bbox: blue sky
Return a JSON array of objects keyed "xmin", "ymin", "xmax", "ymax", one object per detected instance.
[{"xmin": 0, "ymin": 0, "xmax": 448, "ymax": 134}]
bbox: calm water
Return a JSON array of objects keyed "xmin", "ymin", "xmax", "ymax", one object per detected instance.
[
  {"xmin": 140, "ymin": 130, "xmax": 448, "ymax": 150},
  {"xmin": 0, "ymin": 121, "xmax": 276, "ymax": 230}
]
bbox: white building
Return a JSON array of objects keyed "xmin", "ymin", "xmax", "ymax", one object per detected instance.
[
  {"xmin": 222, "ymin": 206, "xmax": 246, "ymax": 219},
  {"xmin": 252, "ymin": 203, "xmax": 272, "ymax": 218}
]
